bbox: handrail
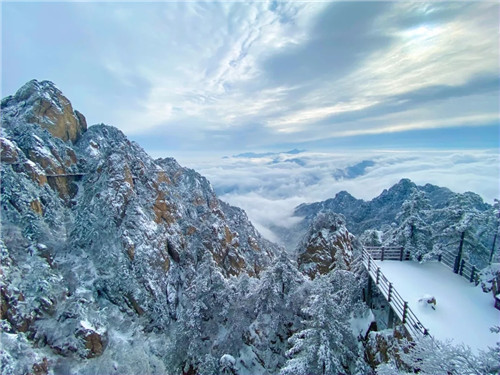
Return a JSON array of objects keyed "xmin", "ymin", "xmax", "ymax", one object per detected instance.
[
  {"xmin": 362, "ymin": 248, "xmax": 431, "ymax": 339},
  {"xmin": 367, "ymin": 246, "xmax": 481, "ymax": 285},
  {"xmin": 437, "ymin": 251, "xmax": 480, "ymax": 285},
  {"xmin": 365, "ymin": 246, "xmax": 409, "ymax": 261}
]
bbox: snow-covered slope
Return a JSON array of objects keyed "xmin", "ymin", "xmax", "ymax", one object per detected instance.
[
  {"xmin": 0, "ymin": 80, "xmax": 285, "ymax": 373},
  {"xmin": 375, "ymin": 260, "xmax": 500, "ymax": 353}
]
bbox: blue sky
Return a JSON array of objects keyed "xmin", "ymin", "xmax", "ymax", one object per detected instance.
[{"xmin": 2, "ymin": 1, "xmax": 499, "ymax": 154}]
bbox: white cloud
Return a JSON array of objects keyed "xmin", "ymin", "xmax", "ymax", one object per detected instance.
[
  {"xmin": 349, "ymin": 2, "xmax": 499, "ymax": 98},
  {"xmin": 180, "ymin": 149, "xmax": 500, "ymax": 244}
]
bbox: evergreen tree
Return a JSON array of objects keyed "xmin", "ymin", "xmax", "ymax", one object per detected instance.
[
  {"xmin": 398, "ymin": 336, "xmax": 500, "ymax": 375},
  {"xmin": 165, "ymin": 251, "xmax": 228, "ymax": 374},
  {"xmin": 432, "ymin": 193, "xmax": 492, "ymax": 267},
  {"xmin": 280, "ymin": 270, "xmax": 363, "ymax": 375},
  {"xmin": 387, "ymin": 189, "xmax": 432, "ymax": 261},
  {"xmin": 251, "ymin": 251, "xmax": 306, "ymax": 372}
]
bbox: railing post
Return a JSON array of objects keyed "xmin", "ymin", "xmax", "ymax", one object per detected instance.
[
  {"xmin": 387, "ymin": 282, "xmax": 392, "ymax": 302},
  {"xmin": 459, "ymin": 259, "xmax": 465, "ymax": 276},
  {"xmin": 367, "ymin": 257, "xmax": 371, "ymax": 273},
  {"xmin": 400, "ymin": 247, "xmax": 404, "ymax": 261},
  {"xmin": 438, "ymin": 254, "xmax": 442, "ymax": 262},
  {"xmin": 402, "ymin": 301, "xmax": 408, "ymax": 324},
  {"xmin": 376, "ymin": 267, "xmax": 380, "ymax": 285},
  {"xmin": 470, "ymin": 266, "xmax": 476, "ymax": 283},
  {"xmin": 381, "ymin": 247, "xmax": 385, "ymax": 261}
]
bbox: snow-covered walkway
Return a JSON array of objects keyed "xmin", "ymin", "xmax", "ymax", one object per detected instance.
[{"xmin": 375, "ymin": 260, "xmax": 500, "ymax": 353}]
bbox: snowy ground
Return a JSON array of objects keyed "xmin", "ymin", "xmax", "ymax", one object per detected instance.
[{"xmin": 374, "ymin": 260, "xmax": 500, "ymax": 353}]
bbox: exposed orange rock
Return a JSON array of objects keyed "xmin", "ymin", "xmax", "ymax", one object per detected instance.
[
  {"xmin": 123, "ymin": 165, "xmax": 134, "ymax": 189},
  {"xmin": 125, "ymin": 294, "xmax": 145, "ymax": 316},
  {"xmin": 156, "ymin": 171, "xmax": 172, "ymax": 185},
  {"xmin": 22, "ymin": 161, "xmax": 47, "ymax": 186},
  {"xmin": 186, "ymin": 226, "xmax": 197, "ymax": 235},
  {"xmin": 126, "ymin": 244, "xmax": 135, "ymax": 261},
  {"xmin": 248, "ymin": 236, "xmax": 261, "ymax": 252},
  {"xmin": 30, "ymin": 200, "xmax": 44, "ymax": 215},
  {"xmin": 83, "ymin": 331, "xmax": 106, "ymax": 358},
  {"xmin": 153, "ymin": 191, "xmax": 177, "ymax": 224},
  {"xmin": 46, "ymin": 176, "xmax": 75, "ymax": 200},
  {"xmin": 0, "ymin": 138, "xmax": 18, "ymax": 163},
  {"xmin": 26, "ymin": 85, "xmax": 87, "ymax": 143},
  {"xmin": 193, "ymin": 195, "xmax": 205, "ymax": 206},
  {"xmin": 224, "ymin": 226, "xmax": 235, "ymax": 245},
  {"xmin": 297, "ymin": 213, "xmax": 354, "ymax": 278},
  {"xmin": 28, "ymin": 149, "xmax": 63, "ymax": 173},
  {"xmin": 299, "ymin": 230, "xmax": 353, "ymax": 278}
]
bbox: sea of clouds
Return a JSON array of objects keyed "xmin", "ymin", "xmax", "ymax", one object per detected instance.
[{"xmin": 174, "ymin": 149, "xmax": 499, "ymax": 244}]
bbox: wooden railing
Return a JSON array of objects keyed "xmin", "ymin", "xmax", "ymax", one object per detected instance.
[
  {"xmin": 365, "ymin": 246, "xmax": 409, "ymax": 261},
  {"xmin": 437, "ymin": 252, "xmax": 480, "ymax": 285},
  {"xmin": 362, "ymin": 248, "xmax": 430, "ymax": 339},
  {"xmin": 367, "ymin": 245, "xmax": 481, "ymax": 285}
]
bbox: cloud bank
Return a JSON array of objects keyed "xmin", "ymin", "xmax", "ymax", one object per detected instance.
[{"xmin": 178, "ymin": 150, "xmax": 499, "ymax": 244}]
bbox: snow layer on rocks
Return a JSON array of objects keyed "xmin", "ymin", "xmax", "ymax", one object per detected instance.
[{"xmin": 375, "ymin": 260, "xmax": 500, "ymax": 352}]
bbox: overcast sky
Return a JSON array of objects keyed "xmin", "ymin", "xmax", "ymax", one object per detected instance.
[{"xmin": 2, "ymin": 1, "xmax": 499, "ymax": 154}]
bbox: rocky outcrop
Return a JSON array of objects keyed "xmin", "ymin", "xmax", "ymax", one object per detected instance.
[
  {"xmin": 364, "ymin": 326, "xmax": 412, "ymax": 371},
  {"xmin": 1, "ymin": 79, "xmax": 87, "ymax": 143},
  {"xmin": 77, "ymin": 323, "xmax": 108, "ymax": 359},
  {"xmin": 297, "ymin": 211, "xmax": 355, "ymax": 278}
]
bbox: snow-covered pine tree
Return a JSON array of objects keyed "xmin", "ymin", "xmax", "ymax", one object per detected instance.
[
  {"xmin": 487, "ymin": 199, "xmax": 499, "ymax": 263},
  {"xmin": 398, "ymin": 335, "xmax": 500, "ymax": 375},
  {"xmin": 250, "ymin": 251, "xmax": 306, "ymax": 372},
  {"xmin": 431, "ymin": 193, "xmax": 493, "ymax": 267},
  {"xmin": 385, "ymin": 188, "xmax": 432, "ymax": 261},
  {"xmin": 359, "ymin": 229, "xmax": 383, "ymax": 247},
  {"xmin": 280, "ymin": 270, "xmax": 363, "ymax": 375},
  {"xmin": 164, "ymin": 250, "xmax": 228, "ymax": 374}
]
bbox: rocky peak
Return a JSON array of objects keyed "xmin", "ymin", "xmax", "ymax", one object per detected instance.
[
  {"xmin": 1, "ymin": 79, "xmax": 87, "ymax": 143},
  {"xmin": 296, "ymin": 211, "xmax": 355, "ymax": 278},
  {"xmin": 376, "ymin": 178, "xmax": 416, "ymax": 203}
]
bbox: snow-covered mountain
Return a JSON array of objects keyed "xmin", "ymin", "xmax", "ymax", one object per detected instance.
[{"xmin": 287, "ymin": 178, "xmax": 497, "ymax": 266}]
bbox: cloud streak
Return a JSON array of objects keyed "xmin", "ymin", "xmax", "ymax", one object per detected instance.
[{"xmin": 2, "ymin": 1, "xmax": 498, "ymax": 151}]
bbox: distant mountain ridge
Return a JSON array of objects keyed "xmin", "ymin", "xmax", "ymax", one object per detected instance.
[
  {"xmin": 231, "ymin": 148, "xmax": 305, "ymax": 158},
  {"xmin": 294, "ymin": 178, "xmax": 491, "ymax": 236},
  {"xmin": 279, "ymin": 178, "xmax": 497, "ymax": 268}
]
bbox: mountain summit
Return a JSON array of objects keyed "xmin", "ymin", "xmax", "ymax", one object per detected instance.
[{"xmin": 1, "ymin": 80, "xmax": 87, "ymax": 143}]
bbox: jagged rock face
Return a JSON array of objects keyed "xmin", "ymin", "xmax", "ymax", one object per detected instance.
[
  {"xmin": 1, "ymin": 80, "xmax": 87, "ymax": 143},
  {"xmin": 296, "ymin": 211, "xmax": 355, "ymax": 278},
  {"xmin": 0, "ymin": 80, "xmax": 280, "ymax": 369}
]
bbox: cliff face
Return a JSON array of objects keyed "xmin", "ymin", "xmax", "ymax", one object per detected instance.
[
  {"xmin": 296, "ymin": 211, "xmax": 355, "ymax": 278},
  {"xmin": 0, "ymin": 80, "xmax": 281, "ymax": 372}
]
